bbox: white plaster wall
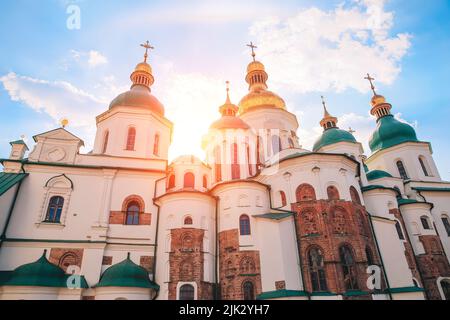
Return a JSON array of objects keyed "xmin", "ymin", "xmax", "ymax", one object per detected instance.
[{"xmin": 0, "ymin": 185, "xmax": 18, "ymax": 234}]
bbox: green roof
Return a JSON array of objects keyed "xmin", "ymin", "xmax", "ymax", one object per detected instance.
[
  {"xmin": 361, "ymin": 185, "xmax": 396, "ymax": 192},
  {"xmin": 369, "ymin": 115, "xmax": 419, "ymax": 153},
  {"xmin": 385, "ymin": 286, "xmax": 424, "ymax": 294},
  {"xmin": 0, "ymin": 251, "xmax": 88, "ymax": 288},
  {"xmin": 96, "ymin": 254, "xmax": 159, "ymax": 289},
  {"xmin": 0, "ymin": 172, "xmax": 28, "ymax": 196},
  {"xmin": 397, "ymin": 198, "xmax": 420, "ymax": 206},
  {"xmin": 9, "ymin": 140, "xmax": 29, "ymax": 150},
  {"xmin": 366, "ymin": 170, "xmax": 393, "ymax": 181},
  {"xmin": 313, "ymin": 127, "xmax": 357, "ymax": 152},
  {"xmin": 256, "ymin": 289, "xmax": 308, "ymax": 300},
  {"xmin": 343, "ymin": 290, "xmax": 370, "ymax": 297},
  {"xmin": 413, "ymin": 187, "xmax": 450, "ymax": 193},
  {"xmin": 253, "ymin": 212, "xmax": 293, "ymax": 220}
]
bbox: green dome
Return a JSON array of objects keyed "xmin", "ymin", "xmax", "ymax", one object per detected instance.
[
  {"xmin": 96, "ymin": 255, "xmax": 159, "ymax": 289},
  {"xmin": 366, "ymin": 170, "xmax": 393, "ymax": 181},
  {"xmin": 369, "ymin": 115, "xmax": 418, "ymax": 153},
  {"xmin": 2, "ymin": 251, "xmax": 87, "ymax": 288},
  {"xmin": 313, "ymin": 128, "xmax": 357, "ymax": 152}
]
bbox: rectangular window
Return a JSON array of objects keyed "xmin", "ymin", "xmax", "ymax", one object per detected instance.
[{"xmin": 442, "ymin": 217, "xmax": 450, "ymax": 236}]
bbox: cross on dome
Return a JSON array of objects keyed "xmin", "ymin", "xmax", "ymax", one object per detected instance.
[
  {"xmin": 140, "ymin": 40, "xmax": 154, "ymax": 63},
  {"xmin": 364, "ymin": 73, "xmax": 377, "ymax": 96},
  {"xmin": 246, "ymin": 42, "xmax": 257, "ymax": 62}
]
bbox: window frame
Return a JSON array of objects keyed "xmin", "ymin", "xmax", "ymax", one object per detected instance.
[
  {"xmin": 45, "ymin": 196, "xmax": 65, "ymax": 223},
  {"xmin": 239, "ymin": 214, "xmax": 251, "ymax": 236}
]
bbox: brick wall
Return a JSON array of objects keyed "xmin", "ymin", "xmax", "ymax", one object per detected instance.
[
  {"xmin": 292, "ymin": 199, "xmax": 382, "ymax": 299},
  {"xmin": 49, "ymin": 248, "xmax": 84, "ymax": 273},
  {"xmin": 218, "ymin": 229, "xmax": 262, "ymax": 300},
  {"xmin": 168, "ymin": 228, "xmax": 214, "ymax": 300}
]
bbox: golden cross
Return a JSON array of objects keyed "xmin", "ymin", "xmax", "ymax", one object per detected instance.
[
  {"xmin": 348, "ymin": 127, "xmax": 356, "ymax": 134},
  {"xmin": 225, "ymin": 81, "xmax": 231, "ymax": 102},
  {"xmin": 246, "ymin": 42, "xmax": 257, "ymax": 61},
  {"xmin": 364, "ymin": 73, "xmax": 377, "ymax": 95},
  {"xmin": 140, "ymin": 41, "xmax": 154, "ymax": 63}
]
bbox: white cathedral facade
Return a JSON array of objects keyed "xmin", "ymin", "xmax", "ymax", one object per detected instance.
[{"xmin": 0, "ymin": 45, "xmax": 449, "ymax": 300}]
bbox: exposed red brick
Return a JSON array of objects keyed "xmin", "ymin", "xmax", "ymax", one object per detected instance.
[
  {"xmin": 49, "ymin": 248, "xmax": 84, "ymax": 273},
  {"xmin": 102, "ymin": 256, "xmax": 113, "ymax": 266},
  {"xmin": 140, "ymin": 256, "xmax": 154, "ymax": 272}
]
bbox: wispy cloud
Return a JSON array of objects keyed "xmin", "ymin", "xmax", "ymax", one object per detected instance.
[{"xmin": 249, "ymin": 0, "xmax": 411, "ymax": 94}]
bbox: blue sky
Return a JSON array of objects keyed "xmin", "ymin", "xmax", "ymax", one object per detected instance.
[{"xmin": 0, "ymin": 0, "xmax": 449, "ymax": 179}]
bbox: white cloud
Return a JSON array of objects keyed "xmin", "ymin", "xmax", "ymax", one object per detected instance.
[
  {"xmin": 249, "ymin": 0, "xmax": 411, "ymax": 94},
  {"xmin": 88, "ymin": 51, "xmax": 108, "ymax": 67}
]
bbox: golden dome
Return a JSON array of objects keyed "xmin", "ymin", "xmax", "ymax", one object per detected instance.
[
  {"xmin": 371, "ymin": 94, "xmax": 386, "ymax": 107},
  {"xmin": 134, "ymin": 62, "xmax": 152, "ymax": 74},
  {"xmin": 247, "ymin": 61, "xmax": 265, "ymax": 73},
  {"xmin": 239, "ymin": 89, "xmax": 286, "ymax": 114}
]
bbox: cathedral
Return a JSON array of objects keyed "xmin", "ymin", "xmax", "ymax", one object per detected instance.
[{"xmin": 0, "ymin": 42, "xmax": 449, "ymax": 301}]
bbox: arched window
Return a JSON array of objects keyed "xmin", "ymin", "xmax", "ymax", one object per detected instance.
[
  {"xmin": 257, "ymin": 136, "xmax": 264, "ymax": 165},
  {"xmin": 396, "ymin": 160, "xmax": 409, "ymax": 180},
  {"xmin": 279, "ymin": 191, "xmax": 287, "ymax": 207},
  {"xmin": 441, "ymin": 279, "xmax": 450, "ymax": 300},
  {"xmin": 296, "ymin": 184, "xmax": 316, "ymax": 202},
  {"xmin": 179, "ymin": 284, "xmax": 195, "ymax": 300},
  {"xmin": 243, "ymin": 281, "xmax": 255, "ymax": 300},
  {"xmin": 441, "ymin": 215, "xmax": 450, "ymax": 236},
  {"xmin": 59, "ymin": 252, "xmax": 78, "ymax": 272},
  {"xmin": 365, "ymin": 247, "xmax": 374, "ymax": 266},
  {"xmin": 214, "ymin": 146, "xmax": 222, "ymax": 182},
  {"xmin": 45, "ymin": 196, "xmax": 64, "ymax": 223},
  {"xmin": 395, "ymin": 221, "xmax": 405, "ymax": 240},
  {"xmin": 231, "ymin": 143, "xmax": 240, "ymax": 180},
  {"xmin": 308, "ymin": 247, "xmax": 328, "ymax": 292},
  {"xmin": 168, "ymin": 174, "xmax": 175, "ymax": 189},
  {"xmin": 184, "ymin": 172, "xmax": 195, "ymax": 188},
  {"xmin": 184, "ymin": 216, "xmax": 193, "ymax": 225},
  {"xmin": 349, "ymin": 186, "xmax": 361, "ymax": 205},
  {"xmin": 246, "ymin": 143, "xmax": 253, "ymax": 176},
  {"xmin": 126, "ymin": 127, "xmax": 136, "ymax": 151},
  {"xmin": 327, "ymin": 186, "xmax": 340, "ymax": 200},
  {"xmin": 202, "ymin": 175, "xmax": 208, "ymax": 189},
  {"xmin": 102, "ymin": 130, "xmax": 109, "ymax": 154},
  {"xmin": 125, "ymin": 201, "xmax": 140, "ymax": 225},
  {"xmin": 421, "ymin": 216, "xmax": 431, "ymax": 230},
  {"xmin": 288, "ymin": 137, "xmax": 295, "ymax": 149},
  {"xmin": 418, "ymin": 157, "xmax": 429, "ymax": 177},
  {"xmin": 272, "ymin": 135, "xmax": 282, "ymax": 154},
  {"xmin": 339, "ymin": 245, "xmax": 359, "ymax": 290},
  {"xmin": 153, "ymin": 134, "xmax": 160, "ymax": 156},
  {"xmin": 239, "ymin": 215, "xmax": 251, "ymax": 236}
]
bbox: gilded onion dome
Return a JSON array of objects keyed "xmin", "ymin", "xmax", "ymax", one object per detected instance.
[
  {"xmin": 238, "ymin": 43, "xmax": 286, "ymax": 114},
  {"xmin": 210, "ymin": 82, "xmax": 250, "ymax": 130},
  {"xmin": 109, "ymin": 41, "xmax": 164, "ymax": 116}
]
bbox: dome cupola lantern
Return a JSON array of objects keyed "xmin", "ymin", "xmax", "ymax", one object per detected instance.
[
  {"xmin": 365, "ymin": 73, "xmax": 392, "ymax": 120},
  {"xmin": 130, "ymin": 41, "xmax": 155, "ymax": 89},
  {"xmin": 319, "ymin": 95, "xmax": 338, "ymax": 130}
]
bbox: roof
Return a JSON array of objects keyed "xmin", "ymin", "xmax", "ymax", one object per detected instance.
[
  {"xmin": 256, "ymin": 289, "xmax": 308, "ymax": 300},
  {"xmin": 366, "ymin": 170, "xmax": 393, "ymax": 181},
  {"xmin": 0, "ymin": 251, "xmax": 88, "ymax": 288},
  {"xmin": 253, "ymin": 212, "xmax": 293, "ymax": 220},
  {"xmin": 361, "ymin": 185, "xmax": 397, "ymax": 193},
  {"xmin": 313, "ymin": 127, "xmax": 357, "ymax": 152},
  {"xmin": 95, "ymin": 255, "xmax": 159, "ymax": 289},
  {"xmin": 109, "ymin": 85, "xmax": 165, "ymax": 116},
  {"xmin": 210, "ymin": 116, "xmax": 250, "ymax": 130},
  {"xmin": 413, "ymin": 187, "xmax": 450, "ymax": 193},
  {"xmin": 9, "ymin": 140, "xmax": 29, "ymax": 150},
  {"xmin": 397, "ymin": 198, "xmax": 420, "ymax": 206},
  {"xmin": 0, "ymin": 172, "xmax": 28, "ymax": 196},
  {"xmin": 369, "ymin": 115, "xmax": 418, "ymax": 153}
]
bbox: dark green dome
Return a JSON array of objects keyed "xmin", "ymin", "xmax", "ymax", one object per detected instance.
[
  {"xmin": 369, "ymin": 115, "xmax": 418, "ymax": 153},
  {"xmin": 2, "ymin": 251, "xmax": 87, "ymax": 288},
  {"xmin": 96, "ymin": 255, "xmax": 159, "ymax": 289},
  {"xmin": 313, "ymin": 128, "xmax": 357, "ymax": 152},
  {"xmin": 366, "ymin": 170, "xmax": 393, "ymax": 181}
]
